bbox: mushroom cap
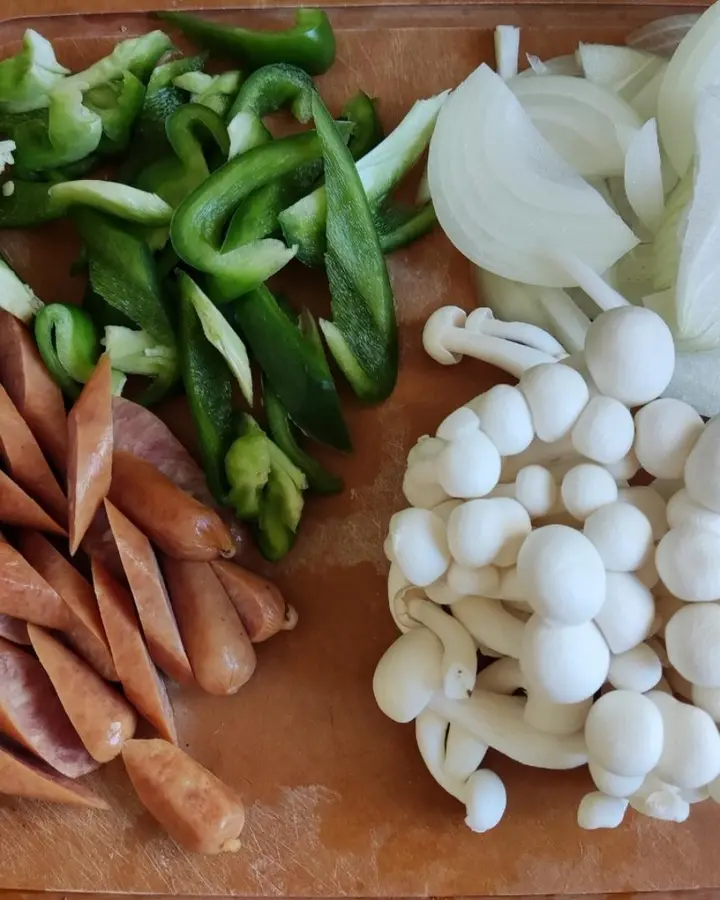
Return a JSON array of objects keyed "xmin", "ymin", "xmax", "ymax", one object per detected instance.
[
  {"xmin": 517, "ymin": 524, "xmax": 606, "ymax": 626},
  {"xmin": 594, "ymin": 572, "xmax": 655, "ymax": 654},
  {"xmin": 436, "ymin": 431, "xmax": 502, "ymax": 499},
  {"xmin": 389, "ymin": 508, "xmax": 451, "ymax": 587},
  {"xmin": 629, "ymin": 773, "xmax": 690, "ymax": 822},
  {"xmin": 655, "ymin": 524, "xmax": 720, "ymax": 602},
  {"xmin": 608, "ymin": 642, "xmax": 663, "ymax": 693},
  {"xmin": 407, "ymin": 435, "xmax": 446, "ymax": 468},
  {"xmin": 691, "ymin": 684, "xmax": 720, "ymax": 724},
  {"xmin": 605, "ymin": 450, "xmax": 641, "ymax": 482},
  {"xmin": 577, "ymin": 791, "xmax": 628, "ymax": 830},
  {"xmin": 584, "ymin": 501, "xmax": 653, "ymax": 572},
  {"xmin": 436, "ymin": 406, "xmax": 480, "ymax": 442},
  {"xmin": 519, "ymin": 363, "xmax": 590, "ymax": 443},
  {"xmin": 423, "ymin": 306, "xmax": 467, "ymax": 365},
  {"xmin": 584, "ymin": 689, "xmax": 664, "ymax": 777},
  {"xmin": 468, "ymin": 384, "xmax": 534, "ymax": 456},
  {"xmin": 685, "ymin": 417, "xmax": 720, "ymax": 514},
  {"xmin": 446, "ymin": 561, "xmax": 500, "ymax": 598},
  {"xmin": 619, "ymin": 486, "xmax": 668, "ymax": 542},
  {"xmin": 561, "ymin": 463, "xmax": 618, "ymax": 521},
  {"xmin": 514, "ymin": 465, "xmax": 557, "ymax": 518},
  {"xmin": 634, "ymin": 398, "xmax": 704, "ymax": 480},
  {"xmin": 571, "ymin": 395, "xmax": 635, "ymax": 465},
  {"xmin": 431, "ymin": 499, "xmax": 462, "ymax": 523},
  {"xmin": 588, "ymin": 761, "xmax": 645, "ymax": 798},
  {"xmin": 666, "ymin": 488, "xmax": 720, "ymax": 535},
  {"xmin": 447, "ymin": 498, "xmax": 530, "ymax": 568},
  {"xmin": 387, "ymin": 563, "xmax": 412, "ymax": 633},
  {"xmin": 647, "ymin": 691, "xmax": 720, "ymax": 789},
  {"xmin": 584, "ymin": 306, "xmax": 675, "ymax": 406},
  {"xmin": 373, "ymin": 626, "xmax": 443, "ymax": 723},
  {"xmin": 402, "ymin": 467, "xmax": 449, "ymax": 509},
  {"xmin": 520, "ymin": 615, "xmax": 610, "ymax": 703},
  {"xmin": 665, "ymin": 603, "xmax": 720, "ymax": 687},
  {"xmin": 464, "ymin": 769, "xmax": 507, "ymax": 833}
]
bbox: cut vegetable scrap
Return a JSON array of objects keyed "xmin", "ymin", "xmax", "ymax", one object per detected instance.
[{"xmin": 0, "ymin": 29, "xmax": 69, "ymax": 113}]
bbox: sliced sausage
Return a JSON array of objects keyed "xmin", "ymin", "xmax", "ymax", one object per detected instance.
[
  {"xmin": 0, "ymin": 541, "xmax": 70, "ymax": 630},
  {"xmin": 162, "ymin": 558, "xmax": 256, "ymax": 696},
  {"xmin": 109, "ymin": 451, "xmax": 234, "ymax": 561},
  {"xmin": 0, "ymin": 740, "xmax": 108, "ymax": 808},
  {"xmin": 211, "ymin": 560, "xmax": 297, "ymax": 643},
  {"xmin": 104, "ymin": 500, "xmax": 193, "ymax": 686},
  {"xmin": 0, "ymin": 639, "xmax": 99, "ymax": 777},
  {"xmin": 27, "ymin": 625, "xmax": 136, "ymax": 763},
  {"xmin": 0, "ymin": 615, "xmax": 29, "ymax": 645},
  {"xmin": 122, "ymin": 739, "xmax": 245, "ymax": 854},
  {"xmin": 0, "ymin": 309, "xmax": 68, "ymax": 475},
  {"xmin": 18, "ymin": 531, "xmax": 117, "ymax": 681},
  {"xmin": 0, "ymin": 384, "xmax": 66, "ymax": 525},
  {"xmin": 91, "ymin": 558, "xmax": 177, "ymax": 745},
  {"xmin": 67, "ymin": 354, "xmax": 113, "ymax": 555},
  {"xmin": 0, "ymin": 469, "xmax": 65, "ymax": 535}
]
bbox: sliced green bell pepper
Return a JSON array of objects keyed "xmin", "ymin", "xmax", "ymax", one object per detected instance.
[
  {"xmin": 0, "ymin": 30, "xmax": 69, "ymax": 113},
  {"xmin": 0, "ymin": 249, "xmax": 43, "ymax": 322},
  {"xmin": 313, "ymin": 92, "xmax": 397, "ymax": 402},
  {"xmin": 0, "ymin": 178, "xmax": 60, "ymax": 227},
  {"xmin": 49, "ymin": 179, "xmax": 173, "ymax": 226},
  {"xmin": 174, "ymin": 69, "xmax": 242, "ymax": 117},
  {"xmin": 63, "ymin": 31, "xmax": 173, "ymax": 92},
  {"xmin": 157, "ymin": 8, "xmax": 336, "ymax": 76},
  {"xmin": 342, "ymin": 91, "xmax": 383, "ymax": 160},
  {"xmin": 34, "ymin": 303, "xmax": 100, "ymax": 399},
  {"xmin": 84, "ymin": 71, "xmax": 146, "ymax": 154},
  {"xmin": 178, "ymin": 271, "xmax": 235, "ymax": 503},
  {"xmin": 136, "ymin": 103, "xmax": 229, "ymax": 208},
  {"xmin": 103, "ymin": 325, "xmax": 178, "ymax": 406},
  {"xmin": 376, "ymin": 199, "xmax": 437, "ymax": 254}
]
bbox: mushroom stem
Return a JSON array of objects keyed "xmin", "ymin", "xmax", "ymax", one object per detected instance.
[
  {"xmin": 465, "ymin": 308, "xmax": 568, "ymax": 358},
  {"xmin": 407, "ymin": 596, "xmax": 477, "ymax": 699}
]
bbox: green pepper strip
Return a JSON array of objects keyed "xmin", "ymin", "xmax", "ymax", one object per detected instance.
[
  {"xmin": 136, "ymin": 104, "xmax": 229, "ymax": 208},
  {"xmin": 264, "ymin": 376, "xmax": 343, "ymax": 495},
  {"xmin": 34, "ymin": 303, "xmax": 100, "ymax": 400},
  {"xmin": 342, "ymin": 91, "xmax": 383, "ymax": 160},
  {"xmin": 170, "ymin": 129, "xmax": 335, "ymax": 300},
  {"xmin": 0, "ymin": 179, "xmax": 62, "ymax": 228},
  {"xmin": 178, "ymin": 271, "xmax": 235, "ymax": 503},
  {"xmin": 84, "ymin": 71, "xmax": 146, "ymax": 154},
  {"xmin": 157, "ymin": 8, "xmax": 336, "ymax": 76},
  {"xmin": 233, "ymin": 284, "xmax": 351, "ymax": 452},
  {"xmin": 313, "ymin": 93, "xmax": 397, "ymax": 403},
  {"xmin": 376, "ymin": 200, "xmax": 437, "ymax": 254}
]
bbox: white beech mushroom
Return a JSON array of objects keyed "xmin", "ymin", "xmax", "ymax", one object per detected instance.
[
  {"xmin": 583, "ymin": 502, "xmax": 653, "ymax": 572},
  {"xmin": 594, "ymin": 572, "xmax": 655, "ymax": 654},
  {"xmin": 467, "ymin": 384, "xmax": 534, "ymax": 456},
  {"xmin": 373, "ymin": 627, "xmax": 444, "ymax": 723},
  {"xmin": 465, "ymin": 308, "xmax": 567, "ymax": 359},
  {"xmin": 436, "ymin": 431, "xmax": 502, "ymax": 499},
  {"xmin": 518, "ymin": 363, "xmax": 590, "ymax": 443},
  {"xmin": 461, "ymin": 769, "xmax": 508, "ymax": 833},
  {"xmin": 604, "ymin": 450, "xmax": 641, "ymax": 482},
  {"xmin": 524, "ymin": 689, "xmax": 593, "ymax": 736},
  {"xmin": 431, "ymin": 499, "xmax": 463, "ymax": 523},
  {"xmin": 520, "ymin": 615, "xmax": 610, "ymax": 704},
  {"xmin": 634, "ymin": 398, "xmax": 704, "ymax": 480},
  {"xmin": 584, "ymin": 690, "xmax": 664, "ymax": 778},
  {"xmin": 655, "ymin": 524, "xmax": 720, "ymax": 602},
  {"xmin": 608, "ymin": 643, "xmax": 663, "ymax": 693},
  {"xmin": 405, "ymin": 596, "xmax": 477, "ymax": 699},
  {"xmin": 516, "ymin": 524, "xmax": 606, "ymax": 626},
  {"xmin": 629, "ymin": 775, "xmax": 690, "ymax": 822},
  {"xmin": 446, "ymin": 562, "xmax": 501, "ymax": 598},
  {"xmin": 665, "ymin": 603, "xmax": 720, "ymax": 687},
  {"xmin": 475, "ymin": 657, "xmax": 524, "ymax": 694},
  {"xmin": 402, "ymin": 468, "xmax": 449, "ymax": 509},
  {"xmin": 388, "ymin": 508, "xmax": 451, "ymax": 587},
  {"xmin": 588, "ymin": 761, "xmax": 644, "ymax": 799},
  {"xmin": 500, "ymin": 435, "xmax": 577, "ymax": 483},
  {"xmin": 560, "ymin": 464, "xmax": 618, "ymax": 521},
  {"xmin": 583, "ymin": 306, "xmax": 675, "ymax": 407},
  {"xmin": 451, "ymin": 596, "xmax": 524, "ymax": 658},
  {"xmin": 577, "ymin": 792, "xmax": 628, "ymax": 830},
  {"xmin": 491, "ymin": 465, "xmax": 558, "ymax": 518},
  {"xmin": 425, "ymin": 576, "xmax": 464, "ymax": 607},
  {"xmin": 447, "ymin": 498, "xmax": 530, "ymax": 568},
  {"xmin": 497, "ymin": 566, "xmax": 527, "ymax": 605},
  {"xmin": 444, "ymin": 719, "xmax": 489, "ymax": 782},
  {"xmin": 435, "ymin": 407, "xmax": 481, "ymax": 443},
  {"xmin": 684, "ymin": 416, "xmax": 720, "ymax": 513},
  {"xmin": 570, "ymin": 396, "xmax": 635, "ymax": 465},
  {"xmin": 665, "ymin": 667, "xmax": 693, "ymax": 701},
  {"xmin": 666, "ymin": 489, "xmax": 720, "ymax": 534},
  {"xmin": 691, "ymin": 685, "xmax": 720, "ymax": 723},
  {"xmin": 647, "ymin": 691, "xmax": 720, "ymax": 789},
  {"xmin": 618, "ymin": 486, "xmax": 668, "ymax": 542},
  {"xmin": 387, "ymin": 563, "xmax": 412, "ymax": 633},
  {"xmin": 423, "ymin": 306, "xmax": 559, "ymax": 376}
]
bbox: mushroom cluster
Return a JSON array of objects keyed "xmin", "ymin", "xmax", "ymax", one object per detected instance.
[{"xmin": 375, "ymin": 304, "xmax": 720, "ymax": 832}]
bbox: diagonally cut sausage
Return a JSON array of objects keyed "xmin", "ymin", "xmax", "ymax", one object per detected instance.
[
  {"xmin": 0, "ymin": 309, "xmax": 67, "ymax": 475},
  {"xmin": 91, "ymin": 558, "xmax": 177, "ymax": 745},
  {"xmin": 211, "ymin": 560, "xmax": 297, "ymax": 643},
  {"xmin": 162, "ymin": 558, "xmax": 256, "ymax": 696},
  {"xmin": 0, "ymin": 469, "xmax": 65, "ymax": 535},
  {"xmin": 0, "ymin": 639, "xmax": 99, "ymax": 777},
  {"xmin": 27, "ymin": 625, "xmax": 136, "ymax": 763},
  {"xmin": 67, "ymin": 354, "xmax": 113, "ymax": 555},
  {"xmin": 0, "ymin": 384, "xmax": 67, "ymax": 525},
  {"xmin": 17, "ymin": 531, "xmax": 117, "ymax": 681},
  {"xmin": 0, "ymin": 739, "xmax": 108, "ymax": 808},
  {"xmin": 0, "ymin": 541, "xmax": 70, "ymax": 630},
  {"xmin": 104, "ymin": 500, "xmax": 192, "ymax": 686},
  {"xmin": 122, "ymin": 739, "xmax": 245, "ymax": 854},
  {"xmin": 0, "ymin": 615, "xmax": 29, "ymax": 645},
  {"xmin": 109, "ymin": 451, "xmax": 235, "ymax": 561}
]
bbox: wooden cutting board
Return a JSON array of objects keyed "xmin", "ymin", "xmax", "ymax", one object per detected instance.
[{"xmin": 0, "ymin": 0, "xmax": 715, "ymax": 897}]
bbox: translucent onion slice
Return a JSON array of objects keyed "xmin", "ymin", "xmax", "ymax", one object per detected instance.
[
  {"xmin": 509, "ymin": 75, "xmax": 642, "ymax": 176},
  {"xmin": 628, "ymin": 63, "xmax": 667, "ymax": 121},
  {"xmin": 427, "ymin": 64, "xmax": 638, "ymax": 287},
  {"xmin": 578, "ymin": 44, "xmax": 663, "ymax": 97},
  {"xmin": 494, "ymin": 25, "xmax": 520, "ymax": 80},
  {"xmin": 665, "ymin": 349, "xmax": 720, "ymax": 416},
  {"xmin": 624, "ymin": 118, "xmax": 665, "ymax": 234},
  {"xmin": 523, "ymin": 54, "xmax": 581, "ymax": 77},
  {"xmin": 658, "ymin": 2, "xmax": 720, "ymax": 177},
  {"xmin": 627, "ymin": 14, "xmax": 701, "ymax": 57}
]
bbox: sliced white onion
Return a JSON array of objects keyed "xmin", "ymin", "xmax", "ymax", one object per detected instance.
[
  {"xmin": 509, "ymin": 75, "xmax": 641, "ymax": 177},
  {"xmin": 553, "ymin": 254, "xmax": 631, "ymax": 312},
  {"xmin": 578, "ymin": 44, "xmax": 664, "ymax": 102},
  {"xmin": 629, "ymin": 64, "xmax": 667, "ymax": 122},
  {"xmin": 665, "ymin": 349, "xmax": 720, "ymax": 416},
  {"xmin": 627, "ymin": 14, "xmax": 701, "ymax": 57},
  {"xmin": 427, "ymin": 63, "xmax": 638, "ymax": 287},
  {"xmin": 674, "ymin": 88, "xmax": 720, "ymax": 351},
  {"xmin": 495, "ymin": 25, "xmax": 520, "ymax": 81},
  {"xmin": 615, "ymin": 243, "xmax": 656, "ymax": 303},
  {"xmin": 524, "ymin": 54, "xmax": 581, "ymax": 77},
  {"xmin": 624, "ymin": 118, "xmax": 665, "ymax": 234},
  {"xmin": 657, "ymin": 3, "xmax": 720, "ymax": 177}
]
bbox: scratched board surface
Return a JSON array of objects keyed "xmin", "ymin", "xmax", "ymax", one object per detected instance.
[{"xmin": 0, "ymin": 2, "xmax": 718, "ymax": 896}]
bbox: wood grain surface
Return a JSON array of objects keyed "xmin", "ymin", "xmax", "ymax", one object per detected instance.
[{"xmin": 0, "ymin": 1, "xmax": 715, "ymax": 899}]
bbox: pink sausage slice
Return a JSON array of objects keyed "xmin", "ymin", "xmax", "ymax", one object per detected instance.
[
  {"xmin": 0, "ymin": 740, "xmax": 108, "ymax": 808},
  {"xmin": 0, "ymin": 470, "xmax": 65, "ymax": 535},
  {"xmin": 0, "ymin": 541, "xmax": 70, "ymax": 630}
]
